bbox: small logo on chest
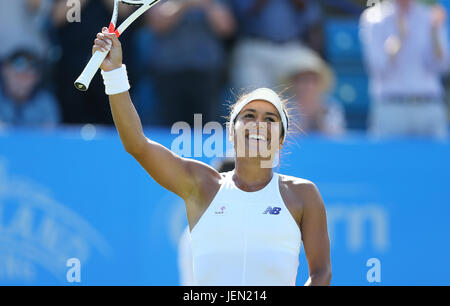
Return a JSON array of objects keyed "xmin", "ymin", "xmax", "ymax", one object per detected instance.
[
  {"xmin": 215, "ymin": 206, "xmax": 226, "ymax": 215},
  {"xmin": 263, "ymin": 206, "xmax": 281, "ymax": 215}
]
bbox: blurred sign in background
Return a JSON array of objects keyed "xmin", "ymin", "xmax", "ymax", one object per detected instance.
[{"xmin": 0, "ymin": 128, "xmax": 449, "ymax": 285}]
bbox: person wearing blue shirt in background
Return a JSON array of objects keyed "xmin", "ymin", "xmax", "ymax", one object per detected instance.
[
  {"xmin": 146, "ymin": 0, "xmax": 236, "ymax": 126},
  {"xmin": 230, "ymin": 0, "xmax": 323, "ymax": 90},
  {"xmin": 360, "ymin": 0, "xmax": 449, "ymax": 139},
  {"xmin": 0, "ymin": 48, "xmax": 60, "ymax": 128}
]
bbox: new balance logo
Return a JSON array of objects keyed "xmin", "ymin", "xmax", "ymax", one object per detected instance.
[{"xmin": 263, "ymin": 206, "xmax": 281, "ymax": 215}]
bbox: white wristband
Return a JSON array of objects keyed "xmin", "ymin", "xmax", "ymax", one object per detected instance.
[{"xmin": 101, "ymin": 64, "xmax": 131, "ymax": 95}]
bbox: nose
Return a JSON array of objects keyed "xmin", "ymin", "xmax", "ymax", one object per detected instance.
[{"xmin": 256, "ymin": 121, "xmax": 270, "ymax": 137}]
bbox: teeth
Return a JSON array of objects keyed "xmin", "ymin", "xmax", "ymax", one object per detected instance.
[{"xmin": 249, "ymin": 134, "xmax": 266, "ymax": 141}]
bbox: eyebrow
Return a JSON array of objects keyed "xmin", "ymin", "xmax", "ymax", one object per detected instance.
[{"xmin": 242, "ymin": 109, "xmax": 280, "ymax": 119}]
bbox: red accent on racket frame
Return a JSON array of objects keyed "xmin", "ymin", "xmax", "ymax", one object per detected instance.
[
  {"xmin": 108, "ymin": 22, "xmax": 116, "ymax": 33},
  {"xmin": 108, "ymin": 23, "xmax": 120, "ymax": 37}
]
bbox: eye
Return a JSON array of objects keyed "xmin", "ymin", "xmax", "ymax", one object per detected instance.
[
  {"xmin": 266, "ymin": 117, "xmax": 276, "ymax": 122},
  {"xmin": 243, "ymin": 113, "xmax": 254, "ymax": 119}
]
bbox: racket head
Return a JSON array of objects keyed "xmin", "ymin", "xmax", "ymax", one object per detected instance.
[
  {"xmin": 120, "ymin": 0, "xmax": 147, "ymax": 5},
  {"xmin": 74, "ymin": 0, "xmax": 161, "ymax": 91}
]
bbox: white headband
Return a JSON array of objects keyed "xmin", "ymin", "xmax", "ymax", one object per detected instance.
[{"xmin": 230, "ymin": 88, "xmax": 288, "ymax": 141}]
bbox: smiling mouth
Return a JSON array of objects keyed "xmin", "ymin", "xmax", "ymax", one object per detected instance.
[{"xmin": 247, "ymin": 134, "xmax": 268, "ymax": 142}]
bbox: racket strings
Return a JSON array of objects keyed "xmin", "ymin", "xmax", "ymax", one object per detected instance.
[{"xmin": 74, "ymin": 0, "xmax": 161, "ymax": 91}]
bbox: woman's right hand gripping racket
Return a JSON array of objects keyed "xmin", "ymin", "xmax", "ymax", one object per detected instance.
[
  {"xmin": 93, "ymin": 27, "xmax": 122, "ymax": 73},
  {"xmin": 74, "ymin": 0, "xmax": 161, "ymax": 91}
]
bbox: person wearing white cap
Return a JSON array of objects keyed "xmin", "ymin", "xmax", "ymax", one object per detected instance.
[
  {"xmin": 93, "ymin": 29, "xmax": 331, "ymax": 286},
  {"xmin": 282, "ymin": 47, "xmax": 346, "ymax": 136}
]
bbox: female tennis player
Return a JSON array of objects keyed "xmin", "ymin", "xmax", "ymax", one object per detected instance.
[{"xmin": 93, "ymin": 28, "xmax": 331, "ymax": 286}]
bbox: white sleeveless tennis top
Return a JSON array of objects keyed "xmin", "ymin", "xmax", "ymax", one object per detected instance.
[{"xmin": 190, "ymin": 171, "xmax": 302, "ymax": 286}]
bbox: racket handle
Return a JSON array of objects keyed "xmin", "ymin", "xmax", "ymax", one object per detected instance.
[{"xmin": 74, "ymin": 50, "xmax": 109, "ymax": 91}]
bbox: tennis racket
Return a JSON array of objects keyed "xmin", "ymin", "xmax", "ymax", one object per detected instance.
[{"xmin": 74, "ymin": 0, "xmax": 161, "ymax": 91}]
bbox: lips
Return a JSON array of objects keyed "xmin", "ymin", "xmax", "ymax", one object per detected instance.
[
  {"xmin": 248, "ymin": 134, "xmax": 266, "ymax": 141},
  {"xmin": 245, "ymin": 131, "xmax": 270, "ymax": 143}
]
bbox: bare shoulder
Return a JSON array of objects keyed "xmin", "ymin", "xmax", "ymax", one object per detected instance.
[
  {"xmin": 186, "ymin": 158, "xmax": 222, "ymax": 190},
  {"xmin": 278, "ymin": 174, "xmax": 326, "ymax": 229},
  {"xmin": 279, "ymin": 174, "xmax": 319, "ymax": 195},
  {"xmin": 279, "ymin": 174, "xmax": 324, "ymax": 210}
]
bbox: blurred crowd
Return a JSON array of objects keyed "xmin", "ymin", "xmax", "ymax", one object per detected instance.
[{"xmin": 0, "ymin": 0, "xmax": 449, "ymax": 139}]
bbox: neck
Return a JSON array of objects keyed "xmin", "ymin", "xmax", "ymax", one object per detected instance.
[{"xmin": 233, "ymin": 158, "xmax": 274, "ymax": 191}]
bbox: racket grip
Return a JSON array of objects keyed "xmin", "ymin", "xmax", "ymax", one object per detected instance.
[{"xmin": 74, "ymin": 50, "xmax": 109, "ymax": 91}]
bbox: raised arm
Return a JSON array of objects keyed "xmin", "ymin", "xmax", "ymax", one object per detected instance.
[
  {"xmin": 426, "ymin": 4, "xmax": 449, "ymax": 73},
  {"xmin": 94, "ymin": 29, "xmax": 216, "ymax": 200},
  {"xmin": 359, "ymin": 7, "xmax": 393, "ymax": 77},
  {"xmin": 202, "ymin": 0, "xmax": 236, "ymax": 38}
]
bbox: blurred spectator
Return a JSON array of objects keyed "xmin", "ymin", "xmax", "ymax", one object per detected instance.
[
  {"xmin": 360, "ymin": 0, "xmax": 449, "ymax": 139},
  {"xmin": 0, "ymin": 49, "xmax": 60, "ymax": 127},
  {"xmin": 230, "ymin": 0, "xmax": 323, "ymax": 90},
  {"xmin": 321, "ymin": 0, "xmax": 365, "ymax": 16},
  {"xmin": 51, "ymin": 0, "xmax": 131, "ymax": 125},
  {"xmin": 128, "ymin": 28, "xmax": 160, "ymax": 126},
  {"xmin": 283, "ymin": 47, "xmax": 346, "ymax": 136},
  {"xmin": 0, "ymin": 0, "xmax": 52, "ymax": 59},
  {"xmin": 146, "ymin": 0, "xmax": 235, "ymax": 126}
]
